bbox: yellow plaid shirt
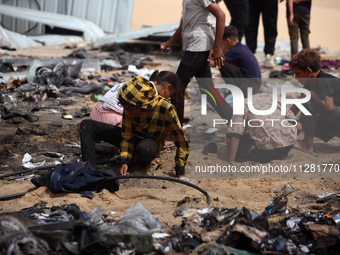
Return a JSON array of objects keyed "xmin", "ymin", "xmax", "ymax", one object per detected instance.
[
  {"xmin": 121, "ymin": 98, "xmax": 189, "ymax": 172},
  {"xmin": 118, "ymin": 76, "xmax": 189, "ymax": 175}
]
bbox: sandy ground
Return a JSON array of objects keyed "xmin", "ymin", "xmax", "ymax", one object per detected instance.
[
  {"xmin": 131, "ymin": 0, "xmax": 340, "ymax": 52},
  {"xmin": 1, "ymin": 43, "xmax": 340, "ymax": 235}
]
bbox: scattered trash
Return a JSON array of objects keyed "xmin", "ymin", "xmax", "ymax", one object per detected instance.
[
  {"xmin": 317, "ymin": 191, "xmax": 337, "ymax": 203},
  {"xmin": 205, "ymin": 127, "xmax": 218, "ymax": 134},
  {"xmin": 203, "ymin": 141, "xmax": 218, "ymax": 154},
  {"xmin": 0, "ymin": 215, "xmax": 49, "ymax": 254},
  {"xmin": 182, "ymin": 124, "xmax": 192, "ymax": 130},
  {"xmin": 44, "ymin": 152, "xmax": 65, "ymax": 161},
  {"xmin": 104, "ymin": 202, "xmax": 163, "ymax": 234},
  {"xmin": 64, "ymin": 142, "xmax": 81, "ymax": 148},
  {"xmin": 177, "ymin": 196, "xmax": 201, "ymax": 207},
  {"xmin": 271, "ymin": 183, "xmax": 295, "ymax": 197},
  {"xmin": 21, "ymin": 153, "xmax": 47, "ymax": 169},
  {"xmin": 286, "ymin": 216, "xmax": 303, "ymax": 231},
  {"xmin": 263, "ymin": 194, "xmax": 288, "ymax": 215},
  {"xmin": 0, "ymin": 104, "xmax": 39, "ymax": 123},
  {"xmin": 90, "ymin": 93, "xmax": 103, "ymax": 102},
  {"xmin": 62, "ymin": 112, "xmax": 73, "ymax": 120},
  {"xmin": 269, "ymin": 70, "xmax": 287, "ymax": 78},
  {"xmin": 179, "ymin": 176, "xmax": 194, "ymax": 184},
  {"xmin": 22, "ymin": 152, "xmax": 33, "ymax": 164}
]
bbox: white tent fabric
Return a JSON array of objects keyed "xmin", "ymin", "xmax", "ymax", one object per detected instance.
[
  {"xmin": 0, "ymin": 25, "xmax": 41, "ymax": 49},
  {"xmin": 0, "ymin": 4, "xmax": 105, "ymax": 42}
]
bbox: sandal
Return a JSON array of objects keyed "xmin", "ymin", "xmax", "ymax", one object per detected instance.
[{"xmin": 269, "ymin": 70, "xmax": 286, "ymax": 78}]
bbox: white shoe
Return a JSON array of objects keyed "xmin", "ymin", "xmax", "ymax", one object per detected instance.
[{"xmin": 264, "ymin": 54, "xmax": 274, "ymax": 68}]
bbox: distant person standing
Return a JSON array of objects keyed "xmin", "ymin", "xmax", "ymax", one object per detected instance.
[
  {"xmin": 160, "ymin": 0, "xmax": 233, "ymax": 124},
  {"xmin": 287, "ymin": 0, "xmax": 312, "ymax": 57},
  {"xmin": 217, "ymin": 0, "xmax": 249, "ymax": 41},
  {"xmin": 246, "ymin": 0, "xmax": 284, "ymax": 68}
]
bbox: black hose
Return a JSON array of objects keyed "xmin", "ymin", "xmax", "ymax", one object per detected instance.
[
  {"xmin": 0, "ymin": 167, "xmax": 211, "ymax": 205},
  {"xmin": 0, "ymin": 164, "xmax": 55, "ymax": 180},
  {"xmin": 106, "ymin": 175, "xmax": 211, "ymax": 205},
  {"xmin": 0, "ymin": 191, "xmax": 34, "ymax": 201}
]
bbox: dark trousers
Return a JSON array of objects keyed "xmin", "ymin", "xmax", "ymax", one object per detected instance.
[
  {"xmin": 245, "ymin": 0, "xmax": 278, "ymax": 55},
  {"xmin": 237, "ymin": 134, "xmax": 293, "ymax": 163},
  {"xmin": 224, "ymin": 0, "xmax": 249, "ymax": 41},
  {"xmin": 288, "ymin": 13, "xmax": 310, "ymax": 57},
  {"xmin": 300, "ymin": 99, "xmax": 340, "ymax": 142},
  {"xmin": 79, "ymin": 119, "xmax": 158, "ymax": 167},
  {"xmin": 174, "ymin": 51, "xmax": 233, "ymax": 124},
  {"xmin": 219, "ymin": 61, "xmax": 245, "ymax": 78},
  {"xmin": 219, "ymin": 62, "xmax": 261, "ymax": 98}
]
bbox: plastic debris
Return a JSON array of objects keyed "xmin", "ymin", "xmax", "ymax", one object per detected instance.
[{"xmin": 103, "ymin": 202, "xmax": 163, "ymax": 235}]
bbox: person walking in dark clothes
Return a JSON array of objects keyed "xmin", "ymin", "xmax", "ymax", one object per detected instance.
[
  {"xmin": 246, "ymin": 0, "xmax": 284, "ymax": 68},
  {"xmin": 160, "ymin": 0, "xmax": 233, "ymax": 124},
  {"xmin": 217, "ymin": 0, "xmax": 249, "ymax": 41}
]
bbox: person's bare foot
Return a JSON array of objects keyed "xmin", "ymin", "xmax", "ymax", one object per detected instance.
[{"xmin": 294, "ymin": 140, "xmax": 313, "ymax": 153}]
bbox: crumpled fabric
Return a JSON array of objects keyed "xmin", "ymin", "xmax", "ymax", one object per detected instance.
[
  {"xmin": 105, "ymin": 202, "xmax": 163, "ymax": 235},
  {"xmin": 31, "ymin": 162, "xmax": 119, "ymax": 198},
  {"xmin": 62, "ymin": 220, "xmax": 136, "ymax": 255},
  {"xmin": 0, "ymin": 215, "xmax": 49, "ymax": 255},
  {"xmin": 33, "ymin": 61, "xmax": 82, "ymax": 87},
  {"xmin": 58, "ymin": 81, "xmax": 104, "ymax": 95},
  {"xmin": 0, "ymin": 104, "xmax": 39, "ymax": 122}
]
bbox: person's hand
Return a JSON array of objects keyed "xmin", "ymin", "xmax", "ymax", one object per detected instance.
[
  {"xmin": 208, "ymin": 46, "xmax": 225, "ymax": 68},
  {"xmin": 120, "ymin": 164, "xmax": 128, "ymax": 176},
  {"xmin": 288, "ymin": 15, "xmax": 294, "ymax": 26},
  {"xmin": 160, "ymin": 41, "xmax": 172, "ymax": 52}
]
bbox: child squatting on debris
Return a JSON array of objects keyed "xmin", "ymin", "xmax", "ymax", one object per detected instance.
[
  {"xmin": 79, "ymin": 72, "xmax": 190, "ymax": 180},
  {"xmin": 222, "ymin": 84, "xmax": 297, "ymax": 165},
  {"xmin": 289, "ymin": 49, "xmax": 340, "ymax": 153},
  {"xmin": 88, "ymin": 70, "xmax": 176, "ymax": 128}
]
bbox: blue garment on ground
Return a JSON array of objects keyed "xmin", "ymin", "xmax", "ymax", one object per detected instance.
[{"xmin": 31, "ymin": 162, "xmax": 119, "ymax": 198}]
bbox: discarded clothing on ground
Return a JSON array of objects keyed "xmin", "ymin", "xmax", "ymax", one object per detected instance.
[
  {"xmin": 0, "ymin": 59, "xmax": 15, "ymax": 72},
  {"xmin": 102, "ymin": 202, "xmax": 163, "ymax": 235},
  {"xmin": 321, "ymin": 59, "xmax": 340, "ymax": 70},
  {"xmin": 65, "ymin": 48, "xmax": 89, "ymax": 59},
  {"xmin": 31, "ymin": 162, "xmax": 119, "ymax": 198},
  {"xmin": 32, "ymin": 61, "xmax": 82, "ymax": 87},
  {"xmin": 0, "ymin": 104, "xmax": 39, "ymax": 122},
  {"xmin": 58, "ymin": 81, "xmax": 104, "ymax": 95},
  {"xmin": 62, "ymin": 219, "xmax": 136, "ymax": 255},
  {"xmin": 14, "ymin": 203, "xmax": 153, "ymax": 254},
  {"xmin": 0, "ymin": 215, "xmax": 49, "ymax": 255}
]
